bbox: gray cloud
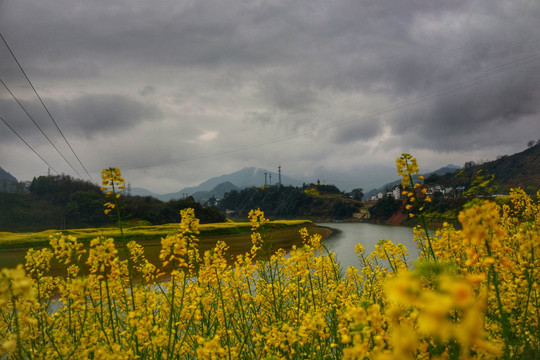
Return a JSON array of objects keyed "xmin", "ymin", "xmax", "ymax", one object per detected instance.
[
  {"xmin": 259, "ymin": 82, "xmax": 320, "ymax": 114},
  {"xmin": 390, "ymin": 70, "xmax": 540, "ymax": 151},
  {"xmin": 140, "ymin": 86, "xmax": 156, "ymax": 97},
  {"xmin": 332, "ymin": 119, "xmax": 383, "ymax": 144},
  {"xmin": 1, "ymin": 0, "xmax": 539, "ymax": 192},
  {"xmin": 51, "ymin": 94, "xmax": 163, "ymax": 137}
]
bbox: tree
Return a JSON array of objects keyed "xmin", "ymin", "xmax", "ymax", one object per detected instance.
[
  {"xmin": 66, "ymin": 191, "xmax": 108, "ymax": 226},
  {"xmin": 368, "ymin": 196, "xmax": 401, "ymax": 220},
  {"xmin": 349, "ymin": 188, "xmax": 364, "ymax": 201},
  {"xmin": 527, "ymin": 140, "xmax": 535, "ymax": 148},
  {"xmin": 333, "ymin": 201, "xmax": 355, "ymax": 218}
]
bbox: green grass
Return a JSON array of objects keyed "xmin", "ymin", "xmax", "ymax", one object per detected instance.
[
  {"xmin": 0, "ymin": 221, "xmax": 332, "ymax": 276},
  {"xmin": 0, "ymin": 220, "xmax": 313, "ymax": 249}
]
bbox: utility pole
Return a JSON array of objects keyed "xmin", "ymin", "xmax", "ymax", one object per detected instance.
[
  {"xmin": 278, "ymin": 166, "xmax": 281, "ymax": 186},
  {"xmin": 269, "ymin": 173, "xmax": 272, "ymax": 186},
  {"xmin": 264, "ymin": 172, "xmax": 267, "ymax": 187}
]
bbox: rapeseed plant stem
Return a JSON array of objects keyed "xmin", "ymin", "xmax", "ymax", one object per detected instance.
[
  {"xmin": 165, "ymin": 261, "xmax": 177, "ymax": 360},
  {"xmin": 8, "ymin": 291, "xmax": 24, "ymax": 360},
  {"xmin": 96, "ymin": 281, "xmax": 113, "ymax": 349},
  {"xmin": 214, "ymin": 266, "xmax": 232, "ymax": 360},
  {"xmin": 484, "ymin": 237, "xmax": 511, "ymax": 358},
  {"xmin": 409, "ymin": 171, "xmax": 438, "ymax": 263},
  {"xmin": 171, "ymin": 271, "xmax": 189, "ymax": 357}
]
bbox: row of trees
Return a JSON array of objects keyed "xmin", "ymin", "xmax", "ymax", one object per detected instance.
[
  {"xmin": 1, "ymin": 173, "xmax": 367, "ymax": 231},
  {"xmin": 0, "ymin": 175, "xmax": 224, "ymax": 232},
  {"xmin": 219, "ymin": 185, "xmax": 362, "ymax": 219}
]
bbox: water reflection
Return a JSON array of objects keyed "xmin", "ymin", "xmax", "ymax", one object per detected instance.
[{"xmin": 319, "ymin": 222, "xmax": 419, "ymax": 270}]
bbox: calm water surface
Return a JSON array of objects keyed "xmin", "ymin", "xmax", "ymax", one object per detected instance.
[
  {"xmin": 1, "ymin": 223, "xmax": 419, "ymax": 272},
  {"xmin": 319, "ymin": 222, "xmax": 419, "ymax": 270}
]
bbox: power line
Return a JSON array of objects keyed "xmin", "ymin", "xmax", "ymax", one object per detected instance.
[
  {"xmin": 0, "ymin": 78, "xmax": 83, "ymax": 179},
  {"xmin": 0, "ymin": 31, "xmax": 94, "ymax": 183},
  {"xmin": 0, "ymin": 114, "xmax": 59, "ymax": 174},
  {"xmin": 122, "ymin": 50, "xmax": 540, "ymax": 171}
]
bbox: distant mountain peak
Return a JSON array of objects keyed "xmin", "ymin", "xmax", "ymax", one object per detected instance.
[
  {"xmin": 130, "ymin": 168, "xmax": 302, "ymax": 202},
  {"xmin": 194, "ymin": 167, "xmax": 301, "ymax": 190},
  {"xmin": 0, "ymin": 167, "xmax": 18, "ymax": 182}
]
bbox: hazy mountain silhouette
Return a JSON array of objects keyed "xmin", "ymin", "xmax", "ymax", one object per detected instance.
[
  {"xmin": 131, "ymin": 167, "xmax": 302, "ymax": 201},
  {"xmin": 0, "ymin": 167, "xmax": 17, "ymax": 182}
]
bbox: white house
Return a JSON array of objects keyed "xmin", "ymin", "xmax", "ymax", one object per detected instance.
[{"xmin": 392, "ymin": 187, "xmax": 401, "ymax": 199}]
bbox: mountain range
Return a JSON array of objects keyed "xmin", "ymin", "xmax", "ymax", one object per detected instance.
[
  {"xmin": 6, "ymin": 144, "xmax": 537, "ymax": 202},
  {"xmin": 131, "ymin": 163, "xmax": 462, "ymax": 203},
  {"xmin": 133, "ymin": 164, "xmax": 460, "ymax": 202},
  {"xmin": 131, "ymin": 167, "xmax": 304, "ymax": 202}
]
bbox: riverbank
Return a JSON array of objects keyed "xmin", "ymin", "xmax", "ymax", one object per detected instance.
[
  {"xmin": 0, "ymin": 222, "xmax": 333, "ymax": 273},
  {"xmin": 0, "ymin": 219, "xmax": 320, "ymax": 249}
]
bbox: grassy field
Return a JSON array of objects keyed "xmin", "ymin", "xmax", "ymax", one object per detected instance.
[
  {"xmin": 0, "ymin": 219, "xmax": 314, "ymax": 249},
  {"xmin": 0, "ymin": 220, "xmax": 333, "ymax": 273}
]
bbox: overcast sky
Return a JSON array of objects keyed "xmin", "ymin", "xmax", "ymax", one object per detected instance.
[{"xmin": 1, "ymin": 0, "xmax": 539, "ymax": 193}]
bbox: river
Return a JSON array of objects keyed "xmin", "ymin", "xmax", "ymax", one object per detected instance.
[
  {"xmin": 0, "ymin": 223, "xmax": 420, "ymax": 273},
  {"xmin": 319, "ymin": 222, "xmax": 420, "ymax": 270}
]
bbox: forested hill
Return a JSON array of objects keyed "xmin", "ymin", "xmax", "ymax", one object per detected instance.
[
  {"xmin": 424, "ymin": 144, "xmax": 540, "ymax": 194},
  {"xmin": 0, "ymin": 174, "xmax": 224, "ymax": 232},
  {"xmin": 218, "ymin": 185, "xmax": 363, "ymax": 220}
]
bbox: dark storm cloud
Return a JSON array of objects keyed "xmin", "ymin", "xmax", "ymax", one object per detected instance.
[
  {"xmin": 2, "ymin": 0, "xmax": 540, "ymax": 192},
  {"xmin": 1, "ymin": 1, "xmax": 297, "ymax": 73},
  {"xmin": 0, "ymin": 1, "xmax": 468, "ymax": 79},
  {"xmin": 390, "ymin": 62, "xmax": 540, "ymax": 151},
  {"xmin": 332, "ymin": 119, "xmax": 383, "ymax": 144},
  {"xmin": 3, "ymin": 0, "xmax": 537, "ymax": 99},
  {"xmin": 51, "ymin": 94, "xmax": 163, "ymax": 137},
  {"xmin": 0, "ymin": 93, "xmax": 162, "ymax": 143},
  {"xmin": 314, "ymin": 0, "xmax": 540, "ymax": 154}
]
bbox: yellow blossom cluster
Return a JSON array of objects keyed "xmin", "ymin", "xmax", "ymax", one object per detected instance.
[
  {"xmin": 398, "ymin": 153, "xmax": 433, "ymax": 221},
  {"xmin": 159, "ymin": 208, "xmax": 200, "ymax": 271},
  {"xmin": 248, "ymin": 208, "xmax": 269, "ymax": 231},
  {"xmin": 396, "ymin": 153, "xmax": 419, "ymax": 188},
  {"xmin": 0, "ymin": 162, "xmax": 538, "ymax": 359},
  {"xmin": 101, "ymin": 167, "xmax": 126, "ymax": 215}
]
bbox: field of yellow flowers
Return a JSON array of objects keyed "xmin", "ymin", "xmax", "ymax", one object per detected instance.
[{"xmin": 1, "ymin": 158, "xmax": 538, "ymax": 359}]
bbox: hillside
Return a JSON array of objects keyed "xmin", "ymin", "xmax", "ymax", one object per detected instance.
[
  {"xmin": 365, "ymin": 145, "xmax": 540, "ymax": 198},
  {"xmin": 0, "ymin": 167, "xmax": 17, "ymax": 182},
  {"xmin": 219, "ymin": 185, "xmax": 363, "ymax": 220},
  {"xmin": 190, "ymin": 181, "xmax": 240, "ymax": 204},
  {"xmin": 0, "ymin": 167, "xmax": 20, "ymax": 193},
  {"xmin": 365, "ymin": 164, "xmax": 461, "ymax": 199},
  {"xmin": 0, "ymin": 174, "xmax": 225, "ymax": 232},
  {"xmin": 425, "ymin": 144, "xmax": 540, "ymax": 194},
  {"xmin": 131, "ymin": 181, "xmax": 240, "ymax": 202}
]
